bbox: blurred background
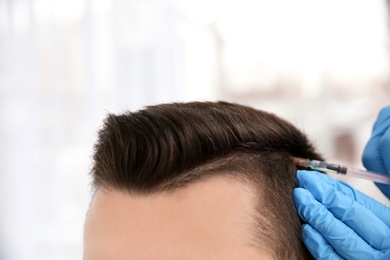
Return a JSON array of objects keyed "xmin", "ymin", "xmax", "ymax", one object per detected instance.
[{"xmin": 1, "ymin": 0, "xmax": 390, "ymax": 259}]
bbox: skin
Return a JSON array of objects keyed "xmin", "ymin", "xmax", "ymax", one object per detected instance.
[{"xmin": 83, "ymin": 176, "xmax": 273, "ymax": 260}]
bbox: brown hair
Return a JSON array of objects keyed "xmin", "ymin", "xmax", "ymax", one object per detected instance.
[{"xmin": 91, "ymin": 101, "xmax": 322, "ymax": 259}]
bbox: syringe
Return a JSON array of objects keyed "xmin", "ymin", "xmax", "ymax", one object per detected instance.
[{"xmin": 293, "ymin": 157, "xmax": 390, "ymax": 184}]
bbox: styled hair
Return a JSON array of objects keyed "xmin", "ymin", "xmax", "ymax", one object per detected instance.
[{"xmin": 91, "ymin": 101, "xmax": 322, "ymax": 259}]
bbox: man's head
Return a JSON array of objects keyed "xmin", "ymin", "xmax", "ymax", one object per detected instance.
[{"xmin": 84, "ymin": 101, "xmax": 322, "ymax": 259}]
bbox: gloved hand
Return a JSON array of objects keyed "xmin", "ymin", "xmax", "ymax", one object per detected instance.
[
  {"xmin": 294, "ymin": 170, "xmax": 390, "ymax": 260},
  {"xmin": 362, "ymin": 105, "xmax": 390, "ymax": 199}
]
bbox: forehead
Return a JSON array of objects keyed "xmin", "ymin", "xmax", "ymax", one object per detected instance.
[{"xmin": 83, "ymin": 176, "xmax": 269, "ymax": 259}]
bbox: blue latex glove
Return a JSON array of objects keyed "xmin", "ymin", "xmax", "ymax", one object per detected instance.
[
  {"xmin": 294, "ymin": 170, "xmax": 390, "ymax": 260},
  {"xmin": 362, "ymin": 105, "xmax": 390, "ymax": 200}
]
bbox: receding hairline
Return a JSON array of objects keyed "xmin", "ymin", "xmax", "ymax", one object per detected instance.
[
  {"xmin": 89, "ymin": 152, "xmax": 292, "ymax": 259},
  {"xmin": 89, "ymin": 169, "xmax": 275, "ymax": 257},
  {"xmin": 91, "ymin": 150, "xmax": 294, "ymax": 195}
]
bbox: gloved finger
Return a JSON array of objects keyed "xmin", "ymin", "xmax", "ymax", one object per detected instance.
[
  {"xmin": 297, "ymin": 170, "xmax": 390, "ymax": 227},
  {"xmin": 362, "ymin": 106, "xmax": 390, "ymax": 175},
  {"xmin": 302, "ymin": 224, "xmax": 344, "ymax": 260},
  {"xmin": 380, "ymin": 124, "xmax": 390, "ymax": 174},
  {"xmin": 294, "ymin": 188, "xmax": 384, "ymax": 259},
  {"xmin": 378, "ymin": 127, "xmax": 390, "ymax": 199},
  {"xmin": 375, "ymin": 182, "xmax": 390, "ymax": 202},
  {"xmin": 297, "ymin": 171, "xmax": 390, "ymax": 249}
]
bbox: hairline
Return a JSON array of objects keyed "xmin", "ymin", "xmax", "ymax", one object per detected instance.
[{"xmin": 91, "ymin": 168, "xmax": 274, "ymax": 257}]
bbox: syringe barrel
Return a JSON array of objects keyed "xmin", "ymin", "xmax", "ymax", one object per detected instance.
[
  {"xmin": 308, "ymin": 160, "xmax": 347, "ymax": 174},
  {"xmin": 347, "ymin": 168, "xmax": 390, "ymax": 184}
]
